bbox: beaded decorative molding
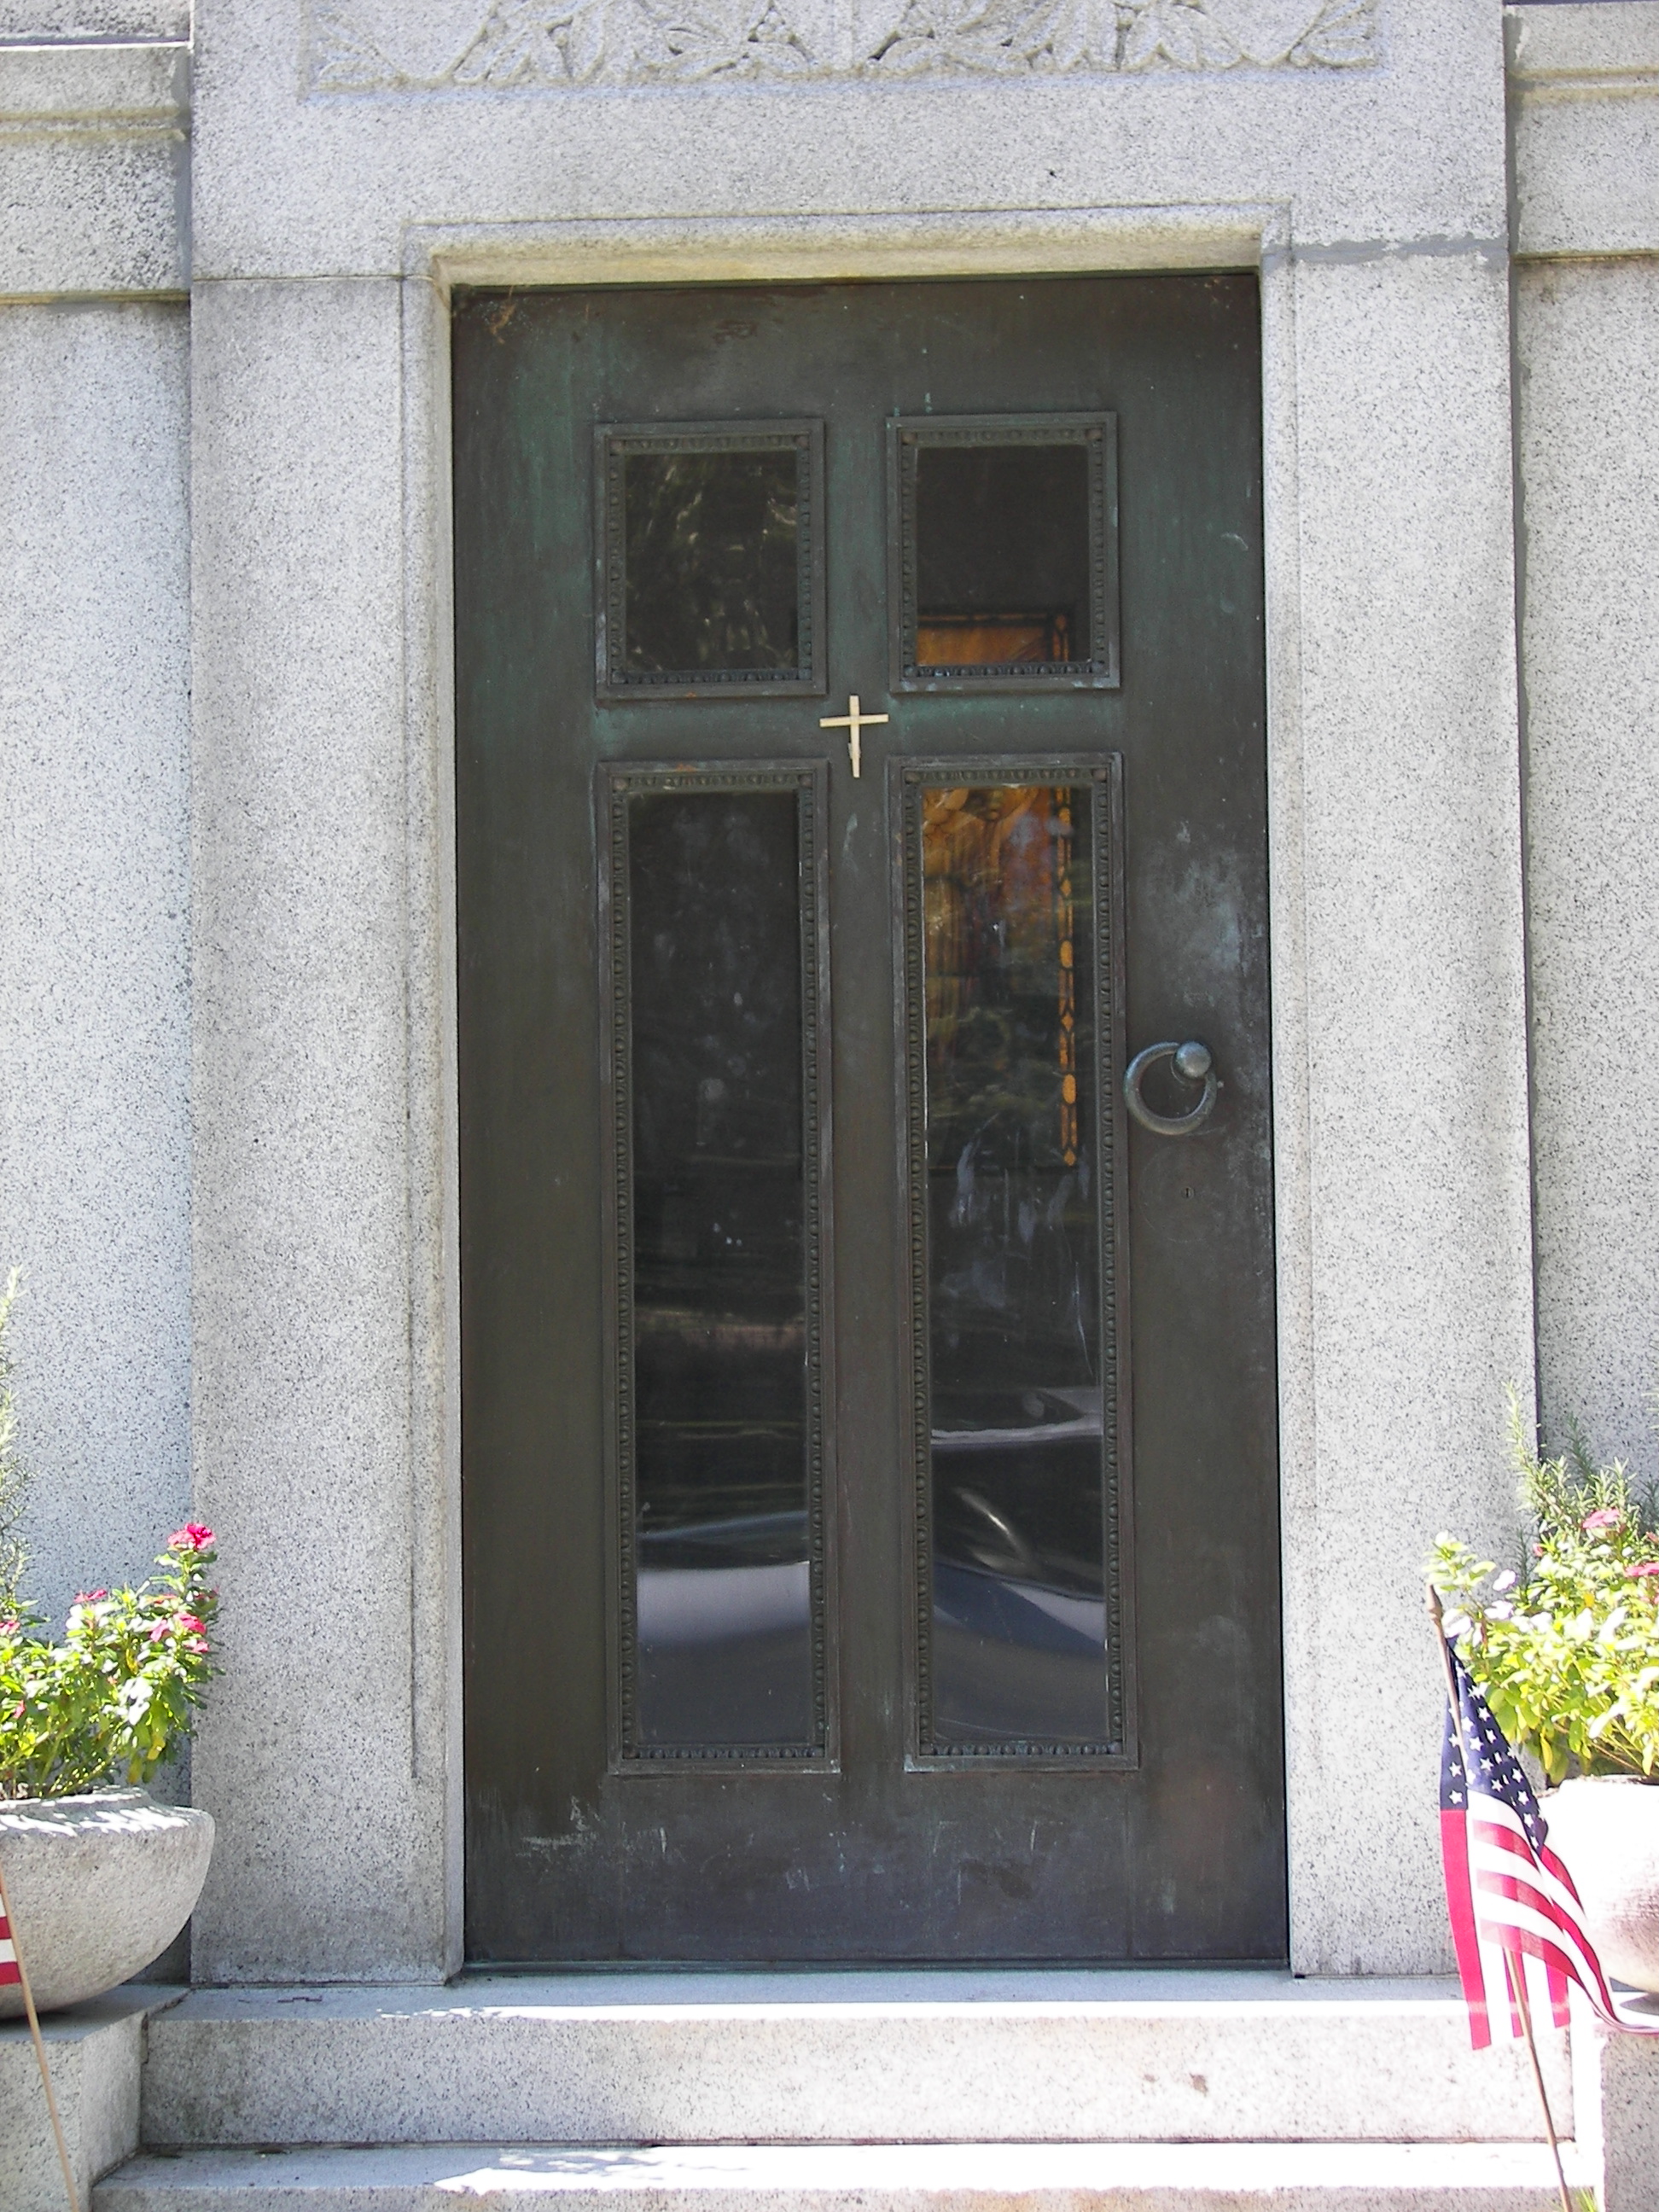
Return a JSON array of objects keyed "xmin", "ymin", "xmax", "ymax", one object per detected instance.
[{"xmin": 307, "ymin": 0, "xmax": 1373, "ymax": 92}]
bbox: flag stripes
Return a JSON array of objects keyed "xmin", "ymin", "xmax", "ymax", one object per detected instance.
[{"xmin": 1438, "ymin": 1627, "xmax": 1658, "ymax": 2046}]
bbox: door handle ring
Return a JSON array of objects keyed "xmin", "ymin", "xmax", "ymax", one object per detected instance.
[{"xmin": 1124, "ymin": 1039, "xmax": 1217, "ymax": 1138}]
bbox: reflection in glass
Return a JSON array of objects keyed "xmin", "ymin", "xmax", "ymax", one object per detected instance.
[
  {"xmin": 623, "ymin": 449, "xmax": 802, "ymax": 678},
  {"xmin": 914, "ymin": 443, "xmax": 1091, "ymax": 672},
  {"xmin": 626, "ymin": 790, "xmax": 813, "ymax": 1750},
  {"xmin": 921, "ymin": 785, "xmax": 1107, "ymax": 1747}
]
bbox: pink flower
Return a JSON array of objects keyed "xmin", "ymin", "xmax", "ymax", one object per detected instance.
[
  {"xmin": 0, "ymin": 1618, "xmax": 18, "ymax": 1634},
  {"xmin": 1583, "ymin": 1509, "xmax": 1623, "ymax": 1534},
  {"xmin": 169, "ymin": 1524, "xmax": 214, "ymax": 1552},
  {"xmin": 147, "ymin": 1620, "xmax": 172, "ymax": 1641},
  {"xmin": 73, "ymin": 1589, "xmax": 108, "ymax": 1604},
  {"xmin": 1633, "ymin": 1563, "xmax": 1659, "ymax": 1580},
  {"xmin": 173, "ymin": 1615, "xmax": 205, "ymax": 1636}
]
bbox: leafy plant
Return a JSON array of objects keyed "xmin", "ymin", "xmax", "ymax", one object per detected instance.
[
  {"xmin": 0, "ymin": 1527, "xmax": 218, "ymax": 1799},
  {"xmin": 1430, "ymin": 1398, "xmax": 1659, "ymax": 1784},
  {"xmin": 0, "ymin": 1268, "xmax": 30, "ymax": 1616}
]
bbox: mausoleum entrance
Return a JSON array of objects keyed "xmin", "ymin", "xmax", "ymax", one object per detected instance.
[{"xmin": 454, "ymin": 273, "xmax": 1284, "ymax": 1963}]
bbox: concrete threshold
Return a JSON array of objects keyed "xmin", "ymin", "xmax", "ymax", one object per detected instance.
[
  {"xmin": 96, "ymin": 2139, "xmax": 1594, "ymax": 2211},
  {"xmin": 139, "ymin": 1973, "xmax": 1573, "ymax": 2149},
  {"xmin": 143, "ymin": 1966, "xmax": 1504, "ymax": 2029}
]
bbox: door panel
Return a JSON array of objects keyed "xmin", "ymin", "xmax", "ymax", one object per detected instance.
[{"xmin": 455, "ymin": 275, "xmax": 1284, "ymax": 1963}]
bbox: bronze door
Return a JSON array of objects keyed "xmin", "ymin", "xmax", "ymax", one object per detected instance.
[{"xmin": 456, "ymin": 276, "xmax": 1284, "ymax": 1962}]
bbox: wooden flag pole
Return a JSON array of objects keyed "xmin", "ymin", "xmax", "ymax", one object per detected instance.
[
  {"xmin": 0, "ymin": 1853, "xmax": 82, "ymax": 2212},
  {"xmin": 1510, "ymin": 1957, "xmax": 1575, "ymax": 2212},
  {"xmin": 1428, "ymin": 1585, "xmax": 1574, "ymax": 2212}
]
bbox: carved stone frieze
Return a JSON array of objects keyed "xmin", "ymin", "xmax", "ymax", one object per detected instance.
[{"xmin": 306, "ymin": 0, "xmax": 1373, "ymax": 91}]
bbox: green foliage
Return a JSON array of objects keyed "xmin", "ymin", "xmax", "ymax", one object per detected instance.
[
  {"xmin": 1430, "ymin": 1397, "xmax": 1659, "ymax": 1784},
  {"xmin": 0, "ymin": 1268, "xmax": 29, "ymax": 1615},
  {"xmin": 0, "ymin": 1526, "xmax": 218, "ymax": 1800}
]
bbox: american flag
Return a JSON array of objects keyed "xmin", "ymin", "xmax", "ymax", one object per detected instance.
[
  {"xmin": 0, "ymin": 1893, "xmax": 19, "ymax": 1990},
  {"xmin": 1439, "ymin": 1630, "xmax": 1650, "ymax": 2046}
]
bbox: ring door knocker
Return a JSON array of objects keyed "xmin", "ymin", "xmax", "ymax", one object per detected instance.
[{"xmin": 1123, "ymin": 1039, "xmax": 1218, "ymax": 1138}]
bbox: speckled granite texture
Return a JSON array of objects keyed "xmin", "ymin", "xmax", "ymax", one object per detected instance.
[
  {"xmin": 0, "ymin": 298, "xmax": 191, "ymax": 1626},
  {"xmin": 1519, "ymin": 259, "xmax": 1659, "ymax": 1475},
  {"xmin": 0, "ymin": 1988, "xmax": 179, "ymax": 2212},
  {"xmin": 135, "ymin": 1972, "xmax": 1572, "ymax": 2147},
  {"xmin": 1, "ymin": 0, "xmax": 1656, "ymax": 2044},
  {"xmin": 94, "ymin": 2138, "xmax": 1598, "ymax": 2211}
]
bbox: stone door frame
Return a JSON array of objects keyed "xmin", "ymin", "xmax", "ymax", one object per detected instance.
[{"xmin": 189, "ymin": 184, "xmax": 1531, "ymax": 1984}]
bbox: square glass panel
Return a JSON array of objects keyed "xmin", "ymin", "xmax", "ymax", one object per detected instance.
[
  {"xmin": 597, "ymin": 424, "xmax": 825, "ymax": 699},
  {"xmin": 605, "ymin": 768, "xmax": 829, "ymax": 1761},
  {"xmin": 888, "ymin": 416, "xmax": 1118, "ymax": 691},
  {"xmin": 899, "ymin": 764, "xmax": 1128, "ymax": 1761}
]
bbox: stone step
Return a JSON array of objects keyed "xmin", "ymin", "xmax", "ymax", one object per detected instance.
[
  {"xmin": 137, "ymin": 1973, "xmax": 1574, "ymax": 2150},
  {"xmin": 94, "ymin": 2140, "xmax": 1594, "ymax": 2211},
  {"xmin": 2, "ymin": 1989, "xmax": 175, "ymax": 2212}
]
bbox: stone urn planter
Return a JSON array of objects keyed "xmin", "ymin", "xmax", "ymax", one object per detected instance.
[
  {"xmin": 0, "ymin": 1788, "xmax": 213, "ymax": 2016},
  {"xmin": 1545, "ymin": 1775, "xmax": 1659, "ymax": 1994}
]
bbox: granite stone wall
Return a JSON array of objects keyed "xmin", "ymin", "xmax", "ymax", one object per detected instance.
[
  {"xmin": 1513, "ymin": 0, "xmax": 1659, "ymax": 1477},
  {"xmin": 0, "ymin": 0, "xmax": 1652, "ymax": 1989},
  {"xmin": 1522, "ymin": 259, "xmax": 1659, "ymax": 1475},
  {"xmin": 0, "ymin": 3, "xmax": 191, "ymax": 1632},
  {"xmin": 0, "ymin": 300, "xmax": 191, "ymax": 1628}
]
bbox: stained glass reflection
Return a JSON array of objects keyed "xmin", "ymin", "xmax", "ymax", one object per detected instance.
[
  {"xmin": 921, "ymin": 785, "xmax": 1107, "ymax": 1748},
  {"xmin": 626, "ymin": 789, "xmax": 814, "ymax": 1751}
]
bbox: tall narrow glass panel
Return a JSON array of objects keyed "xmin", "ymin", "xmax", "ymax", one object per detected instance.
[
  {"xmin": 919, "ymin": 783, "xmax": 1108, "ymax": 1749},
  {"xmin": 625, "ymin": 789, "xmax": 814, "ymax": 1751}
]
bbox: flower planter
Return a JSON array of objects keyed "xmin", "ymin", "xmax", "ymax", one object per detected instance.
[
  {"xmin": 1545, "ymin": 1775, "xmax": 1659, "ymax": 1994},
  {"xmin": 0, "ymin": 1788, "xmax": 212, "ymax": 2017}
]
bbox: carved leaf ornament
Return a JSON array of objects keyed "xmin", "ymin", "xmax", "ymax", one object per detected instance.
[{"xmin": 309, "ymin": 0, "xmax": 1373, "ymax": 88}]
